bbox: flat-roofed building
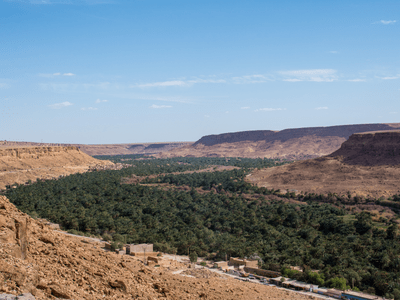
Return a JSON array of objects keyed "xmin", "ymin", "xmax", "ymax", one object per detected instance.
[
  {"xmin": 229, "ymin": 257, "xmax": 258, "ymax": 268},
  {"xmin": 342, "ymin": 290, "xmax": 386, "ymax": 300},
  {"xmin": 126, "ymin": 243, "xmax": 153, "ymax": 255}
]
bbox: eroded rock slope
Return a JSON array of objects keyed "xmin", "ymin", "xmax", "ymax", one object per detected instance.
[
  {"xmin": 0, "ymin": 146, "xmax": 113, "ymax": 190},
  {"xmin": 248, "ymin": 130, "xmax": 400, "ymax": 198}
]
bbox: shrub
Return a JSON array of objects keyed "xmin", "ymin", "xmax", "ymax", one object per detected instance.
[{"xmin": 189, "ymin": 251, "xmax": 198, "ymax": 263}]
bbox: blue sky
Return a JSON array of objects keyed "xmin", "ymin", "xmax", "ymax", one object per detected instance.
[{"xmin": 0, "ymin": 0, "xmax": 399, "ymax": 144}]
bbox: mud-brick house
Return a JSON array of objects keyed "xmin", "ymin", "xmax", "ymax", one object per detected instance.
[
  {"xmin": 126, "ymin": 243, "xmax": 153, "ymax": 255},
  {"xmin": 229, "ymin": 257, "xmax": 259, "ymax": 269}
]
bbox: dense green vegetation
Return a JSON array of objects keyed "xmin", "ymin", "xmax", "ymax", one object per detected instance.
[
  {"xmin": 4, "ymin": 156, "xmax": 400, "ymax": 298},
  {"xmin": 95, "ymin": 155, "xmax": 289, "ymax": 169}
]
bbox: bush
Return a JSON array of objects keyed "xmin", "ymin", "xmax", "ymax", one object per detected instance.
[
  {"xmin": 327, "ymin": 277, "xmax": 349, "ymax": 290},
  {"xmin": 102, "ymin": 233, "xmax": 112, "ymax": 241},
  {"xmin": 189, "ymin": 251, "xmax": 198, "ymax": 263}
]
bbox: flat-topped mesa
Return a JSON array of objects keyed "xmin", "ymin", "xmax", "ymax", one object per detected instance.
[
  {"xmin": 161, "ymin": 123, "xmax": 400, "ymax": 159},
  {"xmin": 0, "ymin": 146, "xmax": 113, "ymax": 190},
  {"xmin": 195, "ymin": 123, "xmax": 400, "ymax": 146},
  {"xmin": 328, "ymin": 130, "xmax": 400, "ymax": 166},
  {"xmin": 0, "ymin": 146, "xmax": 80, "ymax": 158}
]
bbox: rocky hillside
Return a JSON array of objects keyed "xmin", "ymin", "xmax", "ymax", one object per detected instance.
[
  {"xmin": 77, "ymin": 142, "xmax": 193, "ymax": 156},
  {"xmin": 158, "ymin": 123, "xmax": 400, "ymax": 159},
  {"xmin": 0, "ymin": 141, "xmax": 193, "ymax": 156},
  {"xmin": 0, "ymin": 146, "xmax": 113, "ymax": 190},
  {"xmin": 247, "ymin": 130, "xmax": 400, "ymax": 198},
  {"xmin": 0, "ymin": 195, "xmax": 316, "ymax": 300},
  {"xmin": 328, "ymin": 130, "xmax": 400, "ymax": 166}
]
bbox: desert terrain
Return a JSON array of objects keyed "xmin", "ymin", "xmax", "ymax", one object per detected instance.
[
  {"xmin": 247, "ymin": 130, "xmax": 400, "ymax": 198},
  {"xmin": 0, "ymin": 195, "xmax": 317, "ymax": 300},
  {"xmin": 158, "ymin": 123, "xmax": 400, "ymax": 159},
  {"xmin": 0, "ymin": 146, "xmax": 113, "ymax": 190},
  {"xmin": 0, "ymin": 141, "xmax": 193, "ymax": 156}
]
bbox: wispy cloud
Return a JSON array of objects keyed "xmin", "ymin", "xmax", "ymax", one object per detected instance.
[
  {"xmin": 136, "ymin": 78, "xmax": 226, "ymax": 88},
  {"xmin": 315, "ymin": 107, "xmax": 328, "ymax": 110},
  {"xmin": 255, "ymin": 108, "xmax": 286, "ymax": 112},
  {"xmin": 279, "ymin": 69, "xmax": 337, "ymax": 82},
  {"xmin": 241, "ymin": 107, "xmax": 250, "ymax": 109},
  {"xmin": 39, "ymin": 82, "xmax": 110, "ymax": 92},
  {"xmin": 0, "ymin": 83, "xmax": 10, "ymax": 89},
  {"xmin": 381, "ymin": 76, "xmax": 399, "ymax": 80},
  {"xmin": 48, "ymin": 101, "xmax": 73, "ymax": 109},
  {"xmin": 81, "ymin": 107, "xmax": 98, "ymax": 111},
  {"xmin": 283, "ymin": 79, "xmax": 302, "ymax": 82},
  {"xmin": 150, "ymin": 104, "xmax": 172, "ymax": 109},
  {"xmin": 137, "ymin": 80, "xmax": 186, "ymax": 88},
  {"xmin": 232, "ymin": 74, "xmax": 273, "ymax": 84},
  {"xmin": 39, "ymin": 72, "xmax": 75, "ymax": 77},
  {"xmin": 373, "ymin": 20, "xmax": 397, "ymax": 25},
  {"xmin": 95, "ymin": 99, "xmax": 108, "ymax": 103},
  {"xmin": 389, "ymin": 112, "xmax": 397, "ymax": 114},
  {"xmin": 329, "ymin": 51, "xmax": 338, "ymax": 54},
  {"xmin": 348, "ymin": 79, "xmax": 366, "ymax": 82}
]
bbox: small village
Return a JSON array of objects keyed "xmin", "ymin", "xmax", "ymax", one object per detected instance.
[{"xmin": 103, "ymin": 241, "xmax": 388, "ymax": 300}]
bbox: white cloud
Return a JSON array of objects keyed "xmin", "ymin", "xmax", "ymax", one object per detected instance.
[
  {"xmin": 39, "ymin": 72, "xmax": 74, "ymax": 77},
  {"xmin": 204, "ymin": 115, "xmax": 210, "ymax": 118},
  {"xmin": 381, "ymin": 76, "xmax": 399, "ymax": 80},
  {"xmin": 95, "ymin": 99, "xmax": 108, "ymax": 103},
  {"xmin": 187, "ymin": 78, "xmax": 226, "ymax": 84},
  {"xmin": 348, "ymin": 79, "xmax": 366, "ymax": 82},
  {"xmin": 283, "ymin": 79, "xmax": 303, "ymax": 82},
  {"xmin": 241, "ymin": 107, "xmax": 250, "ymax": 109},
  {"xmin": 315, "ymin": 107, "xmax": 328, "ymax": 110},
  {"xmin": 255, "ymin": 108, "xmax": 286, "ymax": 112},
  {"xmin": 389, "ymin": 112, "xmax": 397, "ymax": 114},
  {"xmin": 81, "ymin": 107, "xmax": 98, "ymax": 111},
  {"xmin": 136, "ymin": 78, "xmax": 226, "ymax": 88},
  {"xmin": 0, "ymin": 83, "xmax": 9, "ymax": 89},
  {"xmin": 137, "ymin": 80, "xmax": 187, "ymax": 88},
  {"xmin": 374, "ymin": 20, "xmax": 397, "ymax": 25},
  {"xmin": 48, "ymin": 101, "xmax": 73, "ymax": 109},
  {"xmin": 279, "ymin": 69, "xmax": 337, "ymax": 82},
  {"xmin": 150, "ymin": 104, "xmax": 172, "ymax": 109},
  {"xmin": 329, "ymin": 51, "xmax": 338, "ymax": 54},
  {"xmin": 232, "ymin": 74, "xmax": 273, "ymax": 84}
]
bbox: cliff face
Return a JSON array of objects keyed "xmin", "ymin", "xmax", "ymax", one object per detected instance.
[
  {"xmin": 0, "ymin": 146, "xmax": 113, "ymax": 190},
  {"xmin": 194, "ymin": 123, "xmax": 400, "ymax": 146},
  {"xmin": 247, "ymin": 130, "xmax": 400, "ymax": 198},
  {"xmin": 160, "ymin": 123, "xmax": 400, "ymax": 159},
  {"xmin": 328, "ymin": 130, "xmax": 400, "ymax": 166},
  {"xmin": 0, "ymin": 142, "xmax": 193, "ymax": 156}
]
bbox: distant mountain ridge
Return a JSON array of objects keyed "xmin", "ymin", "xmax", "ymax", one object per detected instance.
[
  {"xmin": 159, "ymin": 123, "xmax": 400, "ymax": 159},
  {"xmin": 194, "ymin": 123, "xmax": 400, "ymax": 146}
]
